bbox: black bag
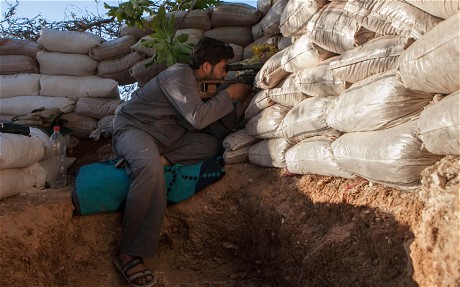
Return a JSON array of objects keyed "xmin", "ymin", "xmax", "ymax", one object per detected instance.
[{"xmin": 0, "ymin": 122, "xmax": 30, "ymax": 136}]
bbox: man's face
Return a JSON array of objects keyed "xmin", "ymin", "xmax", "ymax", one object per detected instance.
[{"xmin": 206, "ymin": 59, "xmax": 229, "ymax": 80}]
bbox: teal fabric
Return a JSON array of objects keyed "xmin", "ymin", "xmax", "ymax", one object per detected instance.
[{"xmin": 72, "ymin": 159, "xmax": 225, "ymax": 215}]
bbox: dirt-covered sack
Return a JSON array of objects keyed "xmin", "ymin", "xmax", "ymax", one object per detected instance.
[
  {"xmin": 245, "ymin": 89, "xmax": 275, "ymax": 119},
  {"xmin": 418, "ymin": 91, "xmax": 460, "ymax": 156},
  {"xmin": 279, "ymin": 0, "xmax": 328, "ymax": 37},
  {"xmin": 223, "ymin": 128, "xmax": 261, "ymax": 151},
  {"xmin": 0, "ymin": 132, "xmax": 45, "ymax": 170},
  {"xmin": 0, "ymin": 73, "xmax": 42, "ymax": 98},
  {"xmin": 305, "ymin": 2, "xmax": 376, "ymax": 54},
  {"xmin": 278, "ymin": 96, "xmax": 341, "ymax": 141},
  {"xmin": 248, "ymin": 138, "xmax": 293, "ymax": 168},
  {"xmin": 89, "ymin": 35, "xmax": 137, "ymax": 61},
  {"xmin": 295, "ymin": 56, "xmax": 348, "ymax": 97},
  {"xmin": 168, "ymin": 9, "xmax": 212, "ymax": 31},
  {"xmin": 89, "ymin": 115, "xmax": 115, "ymax": 141},
  {"xmin": 259, "ymin": 0, "xmax": 289, "ymax": 36},
  {"xmin": 343, "ymin": 0, "xmax": 442, "ymax": 39},
  {"xmin": 327, "ymin": 69, "xmax": 433, "ymax": 133},
  {"xmin": 398, "ymin": 13, "xmax": 460, "ymax": 95},
  {"xmin": 59, "ymin": 113, "xmax": 98, "ymax": 139},
  {"xmin": 281, "ymin": 33, "xmax": 336, "ymax": 73},
  {"xmin": 246, "ymin": 104, "xmax": 290, "ymax": 139},
  {"xmin": 130, "ymin": 59, "xmax": 168, "ymax": 87},
  {"xmin": 257, "ymin": 0, "xmax": 277, "ymax": 16},
  {"xmin": 40, "ymin": 75, "xmax": 119, "ymax": 100},
  {"xmin": 332, "ymin": 120, "xmax": 443, "ymax": 189},
  {"xmin": 267, "ymin": 73, "xmax": 308, "ymax": 107},
  {"xmin": 74, "ymin": 98, "xmax": 121, "ymax": 120},
  {"xmin": 405, "ymin": 0, "xmax": 460, "ymax": 19},
  {"xmin": 223, "ymin": 145, "xmax": 252, "ymax": 165},
  {"xmin": 0, "ymin": 55, "xmax": 39, "ymax": 75},
  {"xmin": 203, "ymin": 27, "xmax": 254, "ymax": 47},
  {"xmin": 37, "ymin": 51, "xmax": 98, "ymax": 76},
  {"xmin": 254, "ymin": 48, "xmax": 290, "ymax": 89},
  {"xmin": 0, "ymin": 96, "xmax": 75, "ymax": 115},
  {"xmin": 330, "ymin": 35, "xmax": 414, "ymax": 84},
  {"xmin": 37, "ymin": 27, "xmax": 104, "ymax": 54},
  {"xmin": 0, "ymin": 168, "xmax": 36, "ymax": 200},
  {"xmin": 0, "ymin": 38, "xmax": 42, "ymax": 57},
  {"xmin": 211, "ymin": 3, "xmax": 262, "ymax": 28},
  {"xmin": 97, "ymin": 52, "xmax": 144, "ymax": 85},
  {"xmin": 285, "ymin": 136, "xmax": 355, "ymax": 178}
]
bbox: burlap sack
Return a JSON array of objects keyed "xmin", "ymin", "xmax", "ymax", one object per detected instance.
[
  {"xmin": 89, "ymin": 35, "xmax": 137, "ymax": 61},
  {"xmin": 0, "ymin": 73, "xmax": 42, "ymax": 98},
  {"xmin": 37, "ymin": 27, "xmax": 104, "ymax": 54},
  {"xmin": 168, "ymin": 9, "xmax": 212, "ymax": 30},
  {"xmin": 211, "ymin": 3, "xmax": 262, "ymax": 28},
  {"xmin": 0, "ymin": 55, "xmax": 39, "ymax": 75},
  {"xmin": 40, "ymin": 75, "xmax": 119, "ymax": 99},
  {"xmin": 248, "ymin": 138, "xmax": 293, "ymax": 168},
  {"xmin": 97, "ymin": 52, "xmax": 144, "ymax": 85},
  {"xmin": 37, "ymin": 51, "xmax": 98, "ymax": 76},
  {"xmin": 0, "ymin": 38, "xmax": 42, "ymax": 57}
]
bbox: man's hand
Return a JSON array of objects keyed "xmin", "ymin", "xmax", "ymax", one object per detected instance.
[{"xmin": 225, "ymin": 83, "xmax": 254, "ymax": 101}]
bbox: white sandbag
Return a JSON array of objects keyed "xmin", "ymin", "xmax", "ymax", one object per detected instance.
[
  {"xmin": 398, "ymin": 14, "xmax": 460, "ymax": 94},
  {"xmin": 248, "ymin": 138, "xmax": 293, "ymax": 168},
  {"xmin": 60, "ymin": 113, "xmax": 98, "ymax": 139},
  {"xmin": 40, "ymin": 75, "xmax": 119, "ymax": 100},
  {"xmin": 418, "ymin": 91, "xmax": 460, "ymax": 156},
  {"xmin": 279, "ymin": 0, "xmax": 328, "ymax": 37},
  {"xmin": 260, "ymin": 0, "xmax": 289, "ymax": 36},
  {"xmin": 130, "ymin": 59, "xmax": 168, "ymax": 87},
  {"xmin": 22, "ymin": 161, "xmax": 48, "ymax": 189},
  {"xmin": 223, "ymin": 145, "xmax": 252, "ymax": 165},
  {"xmin": 343, "ymin": 0, "xmax": 442, "ymax": 39},
  {"xmin": 278, "ymin": 96, "xmax": 341, "ymax": 141},
  {"xmin": 281, "ymin": 33, "xmax": 336, "ymax": 73},
  {"xmin": 203, "ymin": 27, "xmax": 254, "ymax": 47},
  {"xmin": 327, "ymin": 69, "xmax": 433, "ymax": 133},
  {"xmin": 89, "ymin": 115, "xmax": 115, "ymax": 141},
  {"xmin": 168, "ymin": 9, "xmax": 212, "ymax": 30},
  {"xmin": 223, "ymin": 128, "xmax": 261, "ymax": 151},
  {"xmin": 37, "ymin": 27, "xmax": 104, "ymax": 54},
  {"xmin": 245, "ymin": 89, "xmax": 275, "ymax": 119},
  {"xmin": 330, "ymin": 35, "xmax": 414, "ymax": 84},
  {"xmin": 74, "ymin": 97, "xmax": 121, "ymax": 120},
  {"xmin": 405, "ymin": 0, "xmax": 460, "ymax": 19},
  {"xmin": 254, "ymin": 48, "xmax": 290, "ymax": 89},
  {"xmin": 0, "ymin": 73, "xmax": 42, "ymax": 98},
  {"xmin": 0, "ymin": 132, "xmax": 44, "ymax": 169},
  {"xmin": 37, "ymin": 51, "xmax": 98, "ymax": 76},
  {"xmin": 267, "ymin": 73, "xmax": 308, "ymax": 107},
  {"xmin": 0, "ymin": 168, "xmax": 36, "ymax": 200},
  {"xmin": 0, "ymin": 95, "xmax": 76, "ymax": 115},
  {"xmin": 0, "ymin": 55, "xmax": 39, "ymax": 75},
  {"xmin": 89, "ymin": 35, "xmax": 137, "ymax": 61},
  {"xmin": 97, "ymin": 52, "xmax": 144, "ymax": 85},
  {"xmin": 0, "ymin": 38, "xmax": 42, "ymax": 57},
  {"xmin": 211, "ymin": 3, "xmax": 262, "ymax": 27},
  {"xmin": 246, "ymin": 104, "xmax": 291, "ymax": 139},
  {"xmin": 34, "ymin": 157, "xmax": 75, "ymax": 187},
  {"xmin": 306, "ymin": 2, "xmax": 376, "ymax": 54},
  {"xmin": 295, "ymin": 56, "xmax": 348, "ymax": 97},
  {"xmin": 285, "ymin": 136, "xmax": 355, "ymax": 178},
  {"xmin": 332, "ymin": 120, "xmax": 444, "ymax": 189}
]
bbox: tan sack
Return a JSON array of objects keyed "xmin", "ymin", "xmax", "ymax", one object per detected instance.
[
  {"xmin": 254, "ymin": 48, "xmax": 290, "ymax": 89},
  {"xmin": 306, "ymin": 2, "xmax": 376, "ymax": 54},
  {"xmin": 37, "ymin": 51, "xmax": 98, "ymax": 76},
  {"xmin": 204, "ymin": 27, "xmax": 254, "ymax": 47},
  {"xmin": 130, "ymin": 59, "xmax": 168, "ymax": 87},
  {"xmin": 89, "ymin": 115, "xmax": 115, "ymax": 141},
  {"xmin": 223, "ymin": 128, "xmax": 261, "ymax": 151},
  {"xmin": 168, "ymin": 9, "xmax": 212, "ymax": 31},
  {"xmin": 89, "ymin": 35, "xmax": 137, "ymax": 61},
  {"xmin": 285, "ymin": 136, "xmax": 355, "ymax": 178},
  {"xmin": 278, "ymin": 96, "xmax": 341, "ymax": 141},
  {"xmin": 257, "ymin": 0, "xmax": 277, "ymax": 16},
  {"xmin": 97, "ymin": 52, "xmax": 144, "ymax": 85},
  {"xmin": 120, "ymin": 21, "xmax": 155, "ymax": 40},
  {"xmin": 40, "ymin": 75, "xmax": 119, "ymax": 99},
  {"xmin": 330, "ymin": 35, "xmax": 414, "ymax": 84},
  {"xmin": 279, "ymin": 0, "xmax": 328, "ymax": 37},
  {"xmin": 295, "ymin": 56, "xmax": 348, "ymax": 97},
  {"xmin": 418, "ymin": 91, "xmax": 460, "ymax": 156},
  {"xmin": 0, "ymin": 95, "xmax": 75, "ymax": 115},
  {"xmin": 223, "ymin": 145, "xmax": 252, "ymax": 165},
  {"xmin": 343, "ymin": 0, "xmax": 442, "ymax": 39},
  {"xmin": 60, "ymin": 113, "xmax": 98, "ymax": 139},
  {"xmin": 37, "ymin": 27, "xmax": 104, "ymax": 54},
  {"xmin": 246, "ymin": 103, "xmax": 291, "ymax": 139},
  {"xmin": 267, "ymin": 73, "xmax": 308, "ymax": 107},
  {"xmin": 248, "ymin": 138, "xmax": 293, "ymax": 168},
  {"xmin": 405, "ymin": 0, "xmax": 460, "ymax": 19},
  {"xmin": 0, "ymin": 132, "xmax": 45, "ymax": 170},
  {"xmin": 332, "ymin": 120, "xmax": 443, "ymax": 189},
  {"xmin": 0, "ymin": 73, "xmax": 42, "ymax": 98},
  {"xmin": 211, "ymin": 3, "xmax": 262, "ymax": 28},
  {"xmin": 0, "ymin": 168, "xmax": 36, "ymax": 200},
  {"xmin": 74, "ymin": 97, "xmax": 122, "ymax": 120},
  {"xmin": 326, "ymin": 69, "xmax": 433, "ymax": 133},
  {"xmin": 398, "ymin": 13, "xmax": 460, "ymax": 94},
  {"xmin": 245, "ymin": 89, "xmax": 275, "ymax": 120},
  {"xmin": 0, "ymin": 55, "xmax": 39, "ymax": 74},
  {"xmin": 260, "ymin": 0, "xmax": 289, "ymax": 36},
  {"xmin": 0, "ymin": 38, "xmax": 42, "ymax": 57}
]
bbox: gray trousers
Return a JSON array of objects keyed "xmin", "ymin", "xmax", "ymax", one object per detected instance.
[{"xmin": 112, "ymin": 129, "xmax": 220, "ymax": 258}]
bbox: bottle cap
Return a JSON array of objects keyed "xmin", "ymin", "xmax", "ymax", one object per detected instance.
[{"xmin": 53, "ymin": 126, "xmax": 60, "ymax": 132}]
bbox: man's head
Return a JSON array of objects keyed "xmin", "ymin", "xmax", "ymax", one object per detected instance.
[{"xmin": 189, "ymin": 37, "xmax": 234, "ymax": 80}]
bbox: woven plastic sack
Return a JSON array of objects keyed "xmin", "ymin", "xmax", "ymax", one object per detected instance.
[
  {"xmin": 254, "ymin": 48, "xmax": 290, "ymax": 89},
  {"xmin": 0, "ymin": 55, "xmax": 39, "ymax": 75},
  {"xmin": 75, "ymin": 98, "xmax": 122, "ymax": 120},
  {"xmin": 245, "ymin": 89, "xmax": 275, "ymax": 119},
  {"xmin": 37, "ymin": 27, "xmax": 104, "ymax": 54},
  {"xmin": 279, "ymin": 0, "xmax": 328, "ymax": 37},
  {"xmin": 37, "ymin": 51, "xmax": 98, "ymax": 76},
  {"xmin": 267, "ymin": 73, "xmax": 308, "ymax": 107},
  {"xmin": 0, "ymin": 132, "xmax": 45, "ymax": 170},
  {"xmin": 223, "ymin": 128, "xmax": 261, "ymax": 151},
  {"xmin": 405, "ymin": 0, "xmax": 460, "ymax": 19},
  {"xmin": 248, "ymin": 138, "xmax": 293, "ymax": 168},
  {"xmin": 0, "ymin": 95, "xmax": 75, "ymax": 115},
  {"xmin": 89, "ymin": 35, "xmax": 137, "ymax": 61},
  {"xmin": 223, "ymin": 145, "xmax": 252, "ymax": 165},
  {"xmin": 203, "ymin": 27, "xmax": 254, "ymax": 47},
  {"xmin": 259, "ymin": 0, "xmax": 289, "ymax": 36},
  {"xmin": 0, "ymin": 168, "xmax": 36, "ymax": 200},
  {"xmin": 0, "ymin": 38, "xmax": 42, "ymax": 57},
  {"xmin": 0, "ymin": 73, "xmax": 42, "ymax": 98},
  {"xmin": 211, "ymin": 3, "xmax": 262, "ymax": 27},
  {"xmin": 246, "ymin": 104, "xmax": 291, "ymax": 139},
  {"xmin": 130, "ymin": 59, "xmax": 168, "ymax": 87}
]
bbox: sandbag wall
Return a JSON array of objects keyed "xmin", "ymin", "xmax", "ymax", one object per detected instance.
[{"xmin": 223, "ymin": 0, "xmax": 460, "ymax": 190}]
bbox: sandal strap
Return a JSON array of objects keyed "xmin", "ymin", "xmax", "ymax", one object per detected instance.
[
  {"xmin": 122, "ymin": 257, "xmax": 144, "ymax": 274},
  {"xmin": 127, "ymin": 270, "xmax": 152, "ymax": 282}
]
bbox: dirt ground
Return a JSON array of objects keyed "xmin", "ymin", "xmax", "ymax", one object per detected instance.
[{"xmin": 0, "ymin": 139, "xmax": 458, "ymax": 287}]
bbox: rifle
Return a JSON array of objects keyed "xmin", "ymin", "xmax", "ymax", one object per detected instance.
[{"xmin": 198, "ymin": 62, "xmax": 264, "ymax": 99}]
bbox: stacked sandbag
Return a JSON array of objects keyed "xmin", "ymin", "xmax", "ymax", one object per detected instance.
[
  {"xmin": 222, "ymin": 128, "xmax": 261, "ymax": 164},
  {"xmin": 405, "ymin": 0, "xmax": 460, "ymax": 19},
  {"xmin": 0, "ymin": 38, "xmax": 41, "ymax": 75},
  {"xmin": 279, "ymin": 0, "xmax": 328, "ymax": 38}
]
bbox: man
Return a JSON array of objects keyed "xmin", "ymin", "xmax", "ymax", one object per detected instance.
[{"xmin": 112, "ymin": 37, "xmax": 254, "ymax": 286}]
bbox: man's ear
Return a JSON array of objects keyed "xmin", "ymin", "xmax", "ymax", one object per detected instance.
[{"xmin": 201, "ymin": 62, "xmax": 211, "ymax": 73}]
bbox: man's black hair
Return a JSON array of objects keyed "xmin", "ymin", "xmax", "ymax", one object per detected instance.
[{"xmin": 189, "ymin": 37, "xmax": 234, "ymax": 69}]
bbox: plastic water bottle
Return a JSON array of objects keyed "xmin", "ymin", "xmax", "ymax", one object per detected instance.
[{"xmin": 49, "ymin": 126, "xmax": 66, "ymax": 188}]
